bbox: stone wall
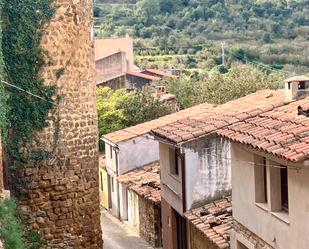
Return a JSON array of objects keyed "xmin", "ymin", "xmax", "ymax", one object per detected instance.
[
  {"xmin": 231, "ymin": 221, "xmax": 274, "ymax": 249},
  {"xmin": 8, "ymin": 1, "xmax": 103, "ymax": 248},
  {"xmin": 138, "ymin": 196, "xmax": 162, "ymax": 248},
  {"xmin": 189, "ymin": 224, "xmax": 218, "ymax": 249}
]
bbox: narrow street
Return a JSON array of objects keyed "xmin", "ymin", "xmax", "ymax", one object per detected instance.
[{"xmin": 101, "ymin": 209, "xmax": 154, "ymax": 249}]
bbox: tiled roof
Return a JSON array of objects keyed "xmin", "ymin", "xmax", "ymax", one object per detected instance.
[
  {"xmin": 103, "ymin": 102, "xmax": 214, "ymax": 144},
  {"xmin": 284, "ymin": 75, "xmax": 309, "ymax": 82},
  {"xmin": 142, "ymin": 68, "xmax": 176, "ymax": 78},
  {"xmin": 118, "ymin": 162, "xmax": 161, "ymax": 205},
  {"xmin": 218, "ymin": 96, "xmax": 309, "ymax": 162},
  {"xmin": 151, "ymin": 90, "xmax": 286, "ymax": 144},
  {"xmin": 126, "ymin": 71, "xmax": 161, "ymax": 81},
  {"xmin": 184, "ymin": 197, "xmax": 232, "ymax": 249}
]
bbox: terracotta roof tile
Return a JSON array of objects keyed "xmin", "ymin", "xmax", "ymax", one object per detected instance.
[
  {"xmin": 151, "ymin": 90, "xmax": 286, "ymax": 144},
  {"xmin": 184, "ymin": 197, "xmax": 232, "ymax": 249},
  {"xmin": 104, "ymin": 103, "xmax": 214, "ymax": 144},
  {"xmin": 118, "ymin": 162, "xmax": 161, "ymax": 205},
  {"xmin": 218, "ymin": 96, "xmax": 309, "ymax": 162},
  {"xmin": 127, "ymin": 71, "xmax": 161, "ymax": 81}
]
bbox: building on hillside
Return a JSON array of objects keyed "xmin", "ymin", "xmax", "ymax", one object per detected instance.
[
  {"xmin": 95, "ymin": 36, "xmax": 134, "ymax": 71},
  {"xmin": 150, "ymin": 90, "xmax": 286, "ymax": 249},
  {"xmin": 126, "ymin": 71, "xmax": 161, "ymax": 89},
  {"xmin": 217, "ymin": 77, "xmax": 309, "ymax": 249},
  {"xmin": 96, "ymin": 51, "xmax": 127, "ymax": 89},
  {"xmin": 101, "ymin": 103, "xmax": 214, "ymax": 219},
  {"xmin": 118, "ymin": 162, "xmax": 162, "ymax": 248},
  {"xmin": 95, "ymin": 36, "xmax": 134, "ymax": 89},
  {"xmin": 184, "ymin": 197, "xmax": 232, "ymax": 249}
]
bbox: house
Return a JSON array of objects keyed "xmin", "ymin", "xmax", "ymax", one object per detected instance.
[
  {"xmin": 95, "ymin": 36, "xmax": 134, "ymax": 89},
  {"xmin": 95, "ymin": 51, "xmax": 127, "ymax": 89},
  {"xmin": 99, "ymin": 154, "xmax": 109, "ymax": 208},
  {"xmin": 101, "ymin": 102, "xmax": 214, "ymax": 219},
  {"xmin": 118, "ymin": 162, "xmax": 162, "ymax": 248},
  {"xmin": 95, "ymin": 36, "xmax": 134, "ymax": 71},
  {"xmin": 150, "ymin": 90, "xmax": 286, "ymax": 249},
  {"xmin": 126, "ymin": 71, "xmax": 161, "ymax": 89},
  {"xmin": 217, "ymin": 77, "xmax": 309, "ymax": 249}
]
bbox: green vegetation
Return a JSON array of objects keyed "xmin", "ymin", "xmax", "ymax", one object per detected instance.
[
  {"xmin": 0, "ymin": 199, "xmax": 26, "ymax": 249},
  {"xmin": 0, "ymin": 199, "xmax": 45, "ymax": 249},
  {"xmin": 162, "ymin": 64, "xmax": 284, "ymax": 109},
  {"xmin": 97, "ymin": 86, "xmax": 172, "ymax": 149},
  {"xmin": 94, "ymin": 0, "xmax": 309, "ymax": 73},
  {"xmin": 1, "ymin": 0, "xmax": 57, "ymax": 165}
]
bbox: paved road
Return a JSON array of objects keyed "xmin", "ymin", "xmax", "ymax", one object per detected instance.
[{"xmin": 101, "ymin": 209, "xmax": 154, "ymax": 249}]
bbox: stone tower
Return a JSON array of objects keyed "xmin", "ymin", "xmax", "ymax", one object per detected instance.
[{"xmin": 12, "ymin": 0, "xmax": 103, "ymax": 248}]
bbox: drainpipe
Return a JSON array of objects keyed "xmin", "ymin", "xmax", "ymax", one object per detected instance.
[{"xmin": 114, "ymin": 146, "xmax": 121, "ymax": 219}]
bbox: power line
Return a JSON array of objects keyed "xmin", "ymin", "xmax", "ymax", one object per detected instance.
[{"xmin": 0, "ymin": 79, "xmax": 98, "ymax": 121}]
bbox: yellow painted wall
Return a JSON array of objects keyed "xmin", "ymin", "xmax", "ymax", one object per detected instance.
[{"xmin": 99, "ymin": 167, "xmax": 109, "ymax": 209}]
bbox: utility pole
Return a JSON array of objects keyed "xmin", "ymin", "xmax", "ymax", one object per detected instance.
[{"xmin": 221, "ymin": 41, "xmax": 226, "ymax": 65}]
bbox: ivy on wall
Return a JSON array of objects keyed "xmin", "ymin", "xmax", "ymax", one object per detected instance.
[{"xmin": 0, "ymin": 0, "xmax": 57, "ymax": 165}]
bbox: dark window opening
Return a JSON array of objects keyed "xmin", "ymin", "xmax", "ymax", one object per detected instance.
[
  {"xmin": 288, "ymin": 82, "xmax": 291, "ymax": 90},
  {"xmin": 281, "ymin": 167, "xmax": 289, "ymax": 212},
  {"xmin": 169, "ymin": 148, "xmax": 184, "ymax": 176},
  {"xmin": 263, "ymin": 158, "xmax": 268, "ymax": 203},
  {"xmin": 298, "ymin": 81, "xmax": 306, "ymax": 90},
  {"xmin": 111, "ymin": 177, "xmax": 114, "ymax": 193}
]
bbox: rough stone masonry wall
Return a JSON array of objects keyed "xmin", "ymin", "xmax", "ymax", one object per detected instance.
[
  {"xmin": 138, "ymin": 196, "xmax": 162, "ymax": 248},
  {"xmin": 9, "ymin": 1, "xmax": 103, "ymax": 248},
  {"xmin": 189, "ymin": 224, "xmax": 218, "ymax": 249},
  {"xmin": 232, "ymin": 221, "xmax": 274, "ymax": 249}
]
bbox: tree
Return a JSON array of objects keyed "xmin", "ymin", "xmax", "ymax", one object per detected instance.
[
  {"xmin": 96, "ymin": 86, "xmax": 173, "ymax": 149},
  {"xmin": 162, "ymin": 64, "xmax": 284, "ymax": 108}
]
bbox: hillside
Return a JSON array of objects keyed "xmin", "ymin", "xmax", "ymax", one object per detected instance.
[{"xmin": 94, "ymin": 0, "xmax": 309, "ymax": 74}]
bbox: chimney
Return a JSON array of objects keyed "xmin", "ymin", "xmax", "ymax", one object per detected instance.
[
  {"xmin": 155, "ymin": 85, "xmax": 167, "ymax": 97},
  {"xmin": 285, "ymin": 75, "xmax": 309, "ymax": 101}
]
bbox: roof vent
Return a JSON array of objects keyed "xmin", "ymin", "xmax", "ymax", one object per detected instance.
[{"xmin": 284, "ymin": 75, "xmax": 309, "ymax": 101}]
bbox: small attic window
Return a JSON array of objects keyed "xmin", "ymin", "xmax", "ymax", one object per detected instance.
[{"xmin": 298, "ymin": 81, "xmax": 306, "ymax": 90}]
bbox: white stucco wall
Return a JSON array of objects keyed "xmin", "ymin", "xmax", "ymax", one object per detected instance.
[
  {"xmin": 160, "ymin": 135, "xmax": 232, "ymax": 214},
  {"xmin": 118, "ymin": 136, "xmax": 159, "ymax": 175},
  {"xmin": 232, "ymin": 143, "xmax": 309, "ymax": 249},
  {"xmin": 184, "ymin": 135, "xmax": 232, "ymax": 210},
  {"xmin": 105, "ymin": 143, "xmax": 117, "ymax": 175}
]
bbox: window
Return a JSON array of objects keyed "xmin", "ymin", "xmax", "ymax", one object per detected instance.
[
  {"xmin": 299, "ymin": 81, "xmax": 306, "ymax": 90},
  {"xmin": 288, "ymin": 82, "xmax": 291, "ymax": 90},
  {"xmin": 109, "ymin": 146, "xmax": 113, "ymax": 159},
  {"xmin": 169, "ymin": 148, "xmax": 184, "ymax": 176},
  {"xmin": 281, "ymin": 166, "xmax": 289, "ymax": 212},
  {"xmin": 111, "ymin": 177, "xmax": 114, "ymax": 192},
  {"xmin": 100, "ymin": 172, "xmax": 104, "ymax": 191},
  {"xmin": 269, "ymin": 165, "xmax": 289, "ymax": 215},
  {"xmin": 254, "ymin": 156, "xmax": 268, "ymax": 204}
]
